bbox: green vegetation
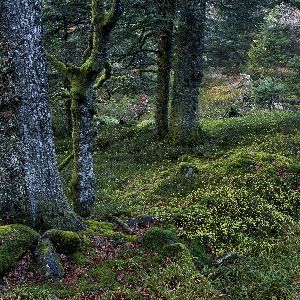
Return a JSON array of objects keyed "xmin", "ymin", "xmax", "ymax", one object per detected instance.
[
  {"xmin": 43, "ymin": 230, "xmax": 81, "ymax": 254},
  {"xmin": 13, "ymin": 110, "xmax": 293, "ymax": 299},
  {"xmin": 2, "ymin": 0, "xmax": 300, "ymax": 299},
  {"xmin": 0, "ymin": 225, "xmax": 40, "ymax": 275}
]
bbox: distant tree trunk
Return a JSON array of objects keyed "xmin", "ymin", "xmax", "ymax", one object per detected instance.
[
  {"xmin": 169, "ymin": 0, "xmax": 206, "ymax": 144},
  {"xmin": 47, "ymin": 0, "xmax": 121, "ymax": 217},
  {"xmin": 0, "ymin": 0, "xmax": 83, "ymax": 230},
  {"xmin": 156, "ymin": 1, "xmax": 174, "ymax": 139}
]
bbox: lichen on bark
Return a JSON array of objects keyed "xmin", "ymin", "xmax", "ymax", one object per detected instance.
[
  {"xmin": 169, "ymin": 0, "xmax": 207, "ymax": 145},
  {"xmin": 0, "ymin": 0, "xmax": 83, "ymax": 231},
  {"xmin": 156, "ymin": 0, "xmax": 175, "ymax": 139},
  {"xmin": 47, "ymin": 0, "xmax": 121, "ymax": 217}
]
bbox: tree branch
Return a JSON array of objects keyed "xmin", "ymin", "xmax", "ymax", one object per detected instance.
[
  {"xmin": 46, "ymin": 52, "xmax": 69, "ymax": 77},
  {"xmin": 82, "ymin": 0, "xmax": 122, "ymax": 75},
  {"xmin": 94, "ymin": 62, "xmax": 112, "ymax": 90},
  {"xmin": 58, "ymin": 150, "xmax": 74, "ymax": 171}
]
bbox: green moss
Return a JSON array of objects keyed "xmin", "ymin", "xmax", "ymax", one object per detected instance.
[
  {"xmin": 141, "ymin": 227, "xmax": 179, "ymax": 253},
  {"xmin": 70, "ymin": 251, "xmax": 91, "ymax": 266},
  {"xmin": 0, "ymin": 224, "xmax": 40, "ymax": 275},
  {"xmin": 188, "ymin": 238, "xmax": 212, "ymax": 269},
  {"xmin": 83, "ymin": 220, "xmax": 137, "ymax": 243},
  {"xmin": 85, "ymin": 260, "xmax": 119, "ymax": 289},
  {"xmin": 43, "ymin": 229, "xmax": 81, "ymax": 254}
]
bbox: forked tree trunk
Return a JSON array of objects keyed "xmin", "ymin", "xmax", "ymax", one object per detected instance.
[
  {"xmin": 156, "ymin": 1, "xmax": 174, "ymax": 139},
  {"xmin": 47, "ymin": 0, "xmax": 121, "ymax": 217},
  {"xmin": 169, "ymin": 0, "xmax": 206, "ymax": 145},
  {"xmin": 0, "ymin": 0, "xmax": 83, "ymax": 230}
]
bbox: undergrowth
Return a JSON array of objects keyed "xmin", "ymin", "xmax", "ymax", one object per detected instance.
[{"xmin": 45, "ymin": 111, "xmax": 300, "ymax": 299}]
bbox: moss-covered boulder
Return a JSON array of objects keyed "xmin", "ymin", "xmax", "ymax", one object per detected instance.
[
  {"xmin": 35, "ymin": 238, "xmax": 64, "ymax": 280},
  {"xmin": 141, "ymin": 227, "xmax": 179, "ymax": 253},
  {"xmin": 84, "ymin": 220, "xmax": 137, "ymax": 243},
  {"xmin": 43, "ymin": 229, "xmax": 81, "ymax": 254},
  {"xmin": 0, "ymin": 224, "xmax": 40, "ymax": 276}
]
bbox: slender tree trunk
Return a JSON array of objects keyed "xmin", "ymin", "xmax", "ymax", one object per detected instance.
[
  {"xmin": 0, "ymin": 0, "xmax": 83, "ymax": 230},
  {"xmin": 156, "ymin": 1, "xmax": 174, "ymax": 139},
  {"xmin": 68, "ymin": 72, "xmax": 96, "ymax": 217},
  {"xmin": 169, "ymin": 0, "xmax": 206, "ymax": 144},
  {"xmin": 47, "ymin": 0, "xmax": 121, "ymax": 216}
]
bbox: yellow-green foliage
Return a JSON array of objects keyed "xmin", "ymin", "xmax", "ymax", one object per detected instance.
[
  {"xmin": 145, "ymin": 243, "xmax": 214, "ymax": 300},
  {"xmin": 0, "ymin": 224, "xmax": 40, "ymax": 275}
]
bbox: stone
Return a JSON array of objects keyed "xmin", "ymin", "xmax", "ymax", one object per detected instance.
[{"xmin": 35, "ymin": 238, "xmax": 64, "ymax": 280}]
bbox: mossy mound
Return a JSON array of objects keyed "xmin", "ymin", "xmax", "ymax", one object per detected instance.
[
  {"xmin": 84, "ymin": 220, "xmax": 137, "ymax": 243},
  {"xmin": 0, "ymin": 224, "xmax": 40, "ymax": 275},
  {"xmin": 43, "ymin": 229, "xmax": 81, "ymax": 254},
  {"xmin": 141, "ymin": 227, "xmax": 179, "ymax": 253}
]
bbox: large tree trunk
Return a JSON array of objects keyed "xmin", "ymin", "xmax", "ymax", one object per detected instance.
[
  {"xmin": 0, "ymin": 0, "xmax": 83, "ymax": 231},
  {"xmin": 169, "ymin": 0, "xmax": 206, "ymax": 144},
  {"xmin": 155, "ymin": 1, "xmax": 174, "ymax": 139}
]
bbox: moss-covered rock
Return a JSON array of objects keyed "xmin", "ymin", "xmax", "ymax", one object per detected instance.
[
  {"xmin": 84, "ymin": 220, "xmax": 137, "ymax": 243},
  {"xmin": 43, "ymin": 229, "xmax": 81, "ymax": 254},
  {"xmin": 141, "ymin": 227, "xmax": 179, "ymax": 253},
  {"xmin": 0, "ymin": 224, "xmax": 40, "ymax": 276},
  {"xmin": 35, "ymin": 238, "xmax": 64, "ymax": 280}
]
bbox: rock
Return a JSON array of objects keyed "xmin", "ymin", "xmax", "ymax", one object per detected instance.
[
  {"xmin": 0, "ymin": 224, "xmax": 40, "ymax": 276},
  {"xmin": 128, "ymin": 216, "xmax": 156, "ymax": 228},
  {"xmin": 35, "ymin": 238, "xmax": 64, "ymax": 280},
  {"xmin": 178, "ymin": 162, "xmax": 199, "ymax": 177},
  {"xmin": 43, "ymin": 229, "xmax": 81, "ymax": 254},
  {"xmin": 185, "ymin": 167, "xmax": 194, "ymax": 177}
]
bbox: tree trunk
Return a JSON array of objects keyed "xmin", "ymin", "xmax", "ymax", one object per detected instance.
[
  {"xmin": 156, "ymin": 1, "xmax": 174, "ymax": 139},
  {"xmin": 0, "ymin": 0, "xmax": 83, "ymax": 231},
  {"xmin": 69, "ymin": 72, "xmax": 96, "ymax": 217},
  {"xmin": 47, "ymin": 0, "xmax": 121, "ymax": 217},
  {"xmin": 169, "ymin": 0, "xmax": 206, "ymax": 144}
]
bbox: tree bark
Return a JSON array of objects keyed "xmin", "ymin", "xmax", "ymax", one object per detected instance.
[
  {"xmin": 169, "ymin": 0, "xmax": 206, "ymax": 145},
  {"xmin": 0, "ymin": 0, "xmax": 83, "ymax": 230},
  {"xmin": 156, "ymin": 1, "xmax": 174, "ymax": 139},
  {"xmin": 47, "ymin": 0, "xmax": 121, "ymax": 217}
]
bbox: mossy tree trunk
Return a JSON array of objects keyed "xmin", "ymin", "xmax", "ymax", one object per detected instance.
[
  {"xmin": 47, "ymin": 0, "xmax": 121, "ymax": 217},
  {"xmin": 156, "ymin": 1, "xmax": 175, "ymax": 139},
  {"xmin": 0, "ymin": 0, "xmax": 83, "ymax": 230},
  {"xmin": 169, "ymin": 0, "xmax": 206, "ymax": 144}
]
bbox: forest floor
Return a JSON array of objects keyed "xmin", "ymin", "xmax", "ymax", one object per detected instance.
[{"xmin": 2, "ymin": 111, "xmax": 300, "ymax": 299}]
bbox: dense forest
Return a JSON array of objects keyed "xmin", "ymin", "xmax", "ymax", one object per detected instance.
[{"xmin": 1, "ymin": 0, "xmax": 300, "ymax": 299}]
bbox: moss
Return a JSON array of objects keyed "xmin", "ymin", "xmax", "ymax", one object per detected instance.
[
  {"xmin": 70, "ymin": 251, "xmax": 91, "ymax": 266},
  {"xmin": 83, "ymin": 220, "xmax": 137, "ymax": 243},
  {"xmin": 141, "ymin": 227, "xmax": 179, "ymax": 253},
  {"xmin": 0, "ymin": 224, "xmax": 40, "ymax": 275},
  {"xmin": 188, "ymin": 238, "xmax": 212, "ymax": 269},
  {"xmin": 43, "ymin": 229, "xmax": 81, "ymax": 254},
  {"xmin": 87, "ymin": 262, "xmax": 119, "ymax": 289}
]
